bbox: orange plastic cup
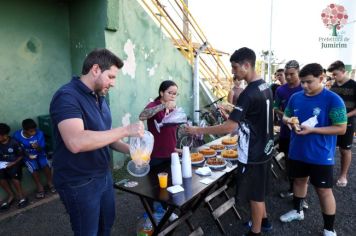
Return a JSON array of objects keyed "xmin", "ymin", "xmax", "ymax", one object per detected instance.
[{"xmin": 158, "ymin": 172, "xmax": 168, "ymax": 188}]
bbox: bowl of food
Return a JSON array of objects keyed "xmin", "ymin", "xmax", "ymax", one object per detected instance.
[
  {"xmin": 206, "ymin": 157, "xmax": 226, "ymax": 169},
  {"xmin": 190, "ymin": 152, "xmax": 205, "ymax": 165},
  {"xmin": 222, "ymin": 137, "xmax": 238, "ymax": 150},
  {"xmin": 210, "ymin": 144, "xmax": 225, "ymax": 154},
  {"xmin": 199, "ymin": 148, "xmax": 216, "ymax": 158},
  {"xmin": 221, "ymin": 149, "xmax": 238, "ymax": 159}
]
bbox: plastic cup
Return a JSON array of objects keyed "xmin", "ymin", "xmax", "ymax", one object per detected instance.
[{"xmin": 158, "ymin": 172, "xmax": 168, "ymax": 188}]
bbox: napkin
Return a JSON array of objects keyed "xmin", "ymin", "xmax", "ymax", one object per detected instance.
[
  {"xmin": 301, "ymin": 115, "xmax": 318, "ymax": 128},
  {"xmin": 167, "ymin": 185, "xmax": 184, "ymax": 194},
  {"xmin": 199, "ymin": 177, "xmax": 215, "ymax": 185},
  {"xmin": 195, "ymin": 167, "xmax": 212, "ymax": 176}
]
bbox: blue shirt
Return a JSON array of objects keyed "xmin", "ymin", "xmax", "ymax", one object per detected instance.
[
  {"xmin": 13, "ymin": 129, "xmax": 47, "ymax": 160},
  {"xmin": 49, "ymin": 77, "xmax": 112, "ymax": 187},
  {"xmin": 285, "ymin": 89, "xmax": 347, "ymax": 165}
]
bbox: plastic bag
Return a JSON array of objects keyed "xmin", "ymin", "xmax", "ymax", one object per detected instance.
[
  {"xmin": 129, "ymin": 131, "xmax": 154, "ymax": 167},
  {"xmin": 154, "ymin": 107, "xmax": 188, "ymax": 133}
]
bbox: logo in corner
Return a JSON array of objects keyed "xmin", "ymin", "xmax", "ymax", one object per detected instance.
[{"xmin": 321, "ymin": 3, "xmax": 348, "ymax": 37}]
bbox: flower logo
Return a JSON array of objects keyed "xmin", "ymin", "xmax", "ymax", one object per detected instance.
[{"xmin": 321, "ymin": 3, "xmax": 348, "ymax": 36}]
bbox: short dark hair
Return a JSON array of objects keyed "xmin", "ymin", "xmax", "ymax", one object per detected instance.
[
  {"xmin": 22, "ymin": 118, "xmax": 37, "ymax": 130},
  {"xmin": 275, "ymin": 68, "xmax": 284, "ymax": 74},
  {"xmin": 285, "ymin": 60, "xmax": 299, "ymax": 70},
  {"xmin": 82, "ymin": 48, "xmax": 124, "ymax": 75},
  {"xmin": 0, "ymin": 123, "xmax": 10, "ymax": 135},
  {"xmin": 230, "ymin": 47, "xmax": 256, "ymax": 68},
  {"xmin": 156, "ymin": 80, "xmax": 178, "ymax": 100},
  {"xmin": 327, "ymin": 60, "xmax": 345, "ymax": 72},
  {"xmin": 299, "ymin": 63, "xmax": 323, "ymax": 78}
]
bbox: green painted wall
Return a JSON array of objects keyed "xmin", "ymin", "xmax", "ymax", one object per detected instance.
[
  {"xmin": 68, "ymin": 0, "xmax": 107, "ymax": 75},
  {"xmin": 0, "ymin": 0, "xmax": 71, "ymax": 198},
  {"xmin": 0, "ymin": 0, "xmax": 195, "ymax": 197},
  {"xmin": 105, "ymin": 0, "xmax": 194, "ymax": 168},
  {"xmin": 0, "ymin": 0, "xmax": 71, "ymax": 130}
]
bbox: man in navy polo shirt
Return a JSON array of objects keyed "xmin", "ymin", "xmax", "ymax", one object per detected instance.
[{"xmin": 50, "ymin": 48, "xmax": 144, "ymax": 236}]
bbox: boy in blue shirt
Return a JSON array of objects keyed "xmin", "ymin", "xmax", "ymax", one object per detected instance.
[
  {"xmin": 279, "ymin": 63, "xmax": 347, "ymax": 236},
  {"xmin": 0, "ymin": 123, "xmax": 28, "ymax": 210},
  {"xmin": 13, "ymin": 119, "xmax": 55, "ymax": 199}
]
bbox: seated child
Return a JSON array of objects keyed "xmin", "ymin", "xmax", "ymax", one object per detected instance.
[
  {"xmin": 0, "ymin": 123, "xmax": 28, "ymax": 210},
  {"xmin": 13, "ymin": 119, "xmax": 55, "ymax": 199}
]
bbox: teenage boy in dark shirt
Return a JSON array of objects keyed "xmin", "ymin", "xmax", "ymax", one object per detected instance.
[
  {"xmin": 185, "ymin": 47, "xmax": 274, "ymax": 236},
  {"xmin": 328, "ymin": 60, "xmax": 356, "ymax": 187}
]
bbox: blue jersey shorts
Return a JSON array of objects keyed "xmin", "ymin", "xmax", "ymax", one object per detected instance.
[{"xmin": 24, "ymin": 155, "xmax": 49, "ymax": 173}]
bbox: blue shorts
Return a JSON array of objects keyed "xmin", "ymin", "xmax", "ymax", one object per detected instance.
[{"xmin": 24, "ymin": 155, "xmax": 49, "ymax": 173}]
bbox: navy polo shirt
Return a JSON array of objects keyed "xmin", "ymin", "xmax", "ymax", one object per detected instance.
[{"xmin": 49, "ymin": 76, "xmax": 112, "ymax": 187}]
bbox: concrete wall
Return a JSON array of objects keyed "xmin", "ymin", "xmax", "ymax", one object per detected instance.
[
  {"xmin": 68, "ymin": 0, "xmax": 107, "ymax": 75},
  {"xmin": 0, "ymin": 0, "xmax": 194, "ymax": 197},
  {"xmin": 0, "ymin": 0, "xmax": 71, "ymax": 130},
  {"xmin": 0, "ymin": 0, "xmax": 72, "ymax": 198},
  {"xmin": 105, "ymin": 0, "xmax": 193, "ymax": 168}
]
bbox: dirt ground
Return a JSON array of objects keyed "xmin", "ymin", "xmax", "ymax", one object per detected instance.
[{"xmin": 0, "ymin": 144, "xmax": 355, "ymax": 236}]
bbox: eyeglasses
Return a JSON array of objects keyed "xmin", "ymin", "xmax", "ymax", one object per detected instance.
[{"xmin": 167, "ymin": 91, "xmax": 179, "ymax": 96}]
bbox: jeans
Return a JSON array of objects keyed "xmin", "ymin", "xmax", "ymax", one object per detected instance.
[{"xmin": 56, "ymin": 171, "xmax": 115, "ymax": 236}]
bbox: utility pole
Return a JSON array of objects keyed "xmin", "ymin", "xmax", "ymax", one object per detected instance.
[{"xmin": 267, "ymin": 0, "xmax": 274, "ymax": 84}]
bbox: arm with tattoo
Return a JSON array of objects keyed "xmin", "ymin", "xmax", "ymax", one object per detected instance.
[{"xmin": 139, "ymin": 103, "xmax": 166, "ymax": 121}]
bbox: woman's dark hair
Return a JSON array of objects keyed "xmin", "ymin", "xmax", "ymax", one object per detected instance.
[
  {"xmin": 82, "ymin": 48, "xmax": 124, "ymax": 75},
  {"xmin": 0, "ymin": 123, "xmax": 10, "ymax": 135},
  {"xmin": 299, "ymin": 63, "xmax": 323, "ymax": 78},
  {"xmin": 230, "ymin": 47, "xmax": 256, "ymax": 68},
  {"xmin": 22, "ymin": 118, "xmax": 37, "ymax": 130},
  {"xmin": 156, "ymin": 80, "xmax": 178, "ymax": 100}
]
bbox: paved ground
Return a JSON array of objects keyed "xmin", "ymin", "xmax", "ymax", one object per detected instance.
[{"xmin": 0, "ymin": 145, "xmax": 355, "ymax": 236}]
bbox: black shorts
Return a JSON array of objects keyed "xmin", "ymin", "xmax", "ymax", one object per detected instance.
[
  {"xmin": 337, "ymin": 122, "xmax": 354, "ymax": 150},
  {"xmin": 235, "ymin": 160, "xmax": 270, "ymax": 202},
  {"xmin": 288, "ymin": 159, "xmax": 333, "ymax": 188},
  {"xmin": 0, "ymin": 165, "xmax": 23, "ymax": 180},
  {"xmin": 278, "ymin": 137, "xmax": 290, "ymax": 157}
]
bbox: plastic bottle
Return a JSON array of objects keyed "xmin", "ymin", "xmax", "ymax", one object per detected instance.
[
  {"xmin": 171, "ymin": 152, "xmax": 183, "ymax": 185},
  {"xmin": 137, "ymin": 213, "xmax": 153, "ymax": 236},
  {"xmin": 181, "ymin": 146, "xmax": 192, "ymax": 178},
  {"xmin": 153, "ymin": 203, "xmax": 165, "ymax": 224}
]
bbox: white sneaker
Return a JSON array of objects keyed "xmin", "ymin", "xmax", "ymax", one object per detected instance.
[
  {"xmin": 323, "ymin": 229, "xmax": 337, "ymax": 236},
  {"xmin": 280, "ymin": 209, "xmax": 304, "ymax": 222},
  {"xmin": 169, "ymin": 213, "xmax": 178, "ymax": 222}
]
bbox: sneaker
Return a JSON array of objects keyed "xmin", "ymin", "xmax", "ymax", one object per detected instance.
[
  {"xmin": 243, "ymin": 220, "xmax": 273, "ymax": 232},
  {"xmin": 169, "ymin": 213, "xmax": 178, "ymax": 222},
  {"xmin": 323, "ymin": 229, "xmax": 337, "ymax": 236},
  {"xmin": 279, "ymin": 191, "xmax": 293, "ymax": 198},
  {"xmin": 302, "ymin": 200, "xmax": 309, "ymax": 209},
  {"xmin": 280, "ymin": 209, "xmax": 304, "ymax": 222},
  {"xmin": 17, "ymin": 198, "xmax": 29, "ymax": 208}
]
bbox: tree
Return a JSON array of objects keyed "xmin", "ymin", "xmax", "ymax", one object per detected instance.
[{"xmin": 321, "ymin": 3, "xmax": 348, "ymax": 37}]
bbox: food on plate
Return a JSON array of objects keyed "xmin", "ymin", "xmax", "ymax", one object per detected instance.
[
  {"xmin": 206, "ymin": 157, "xmax": 225, "ymax": 166},
  {"xmin": 199, "ymin": 148, "xmax": 216, "ymax": 156},
  {"xmin": 221, "ymin": 149, "xmax": 238, "ymax": 159},
  {"xmin": 290, "ymin": 116, "xmax": 301, "ymax": 131},
  {"xmin": 210, "ymin": 144, "xmax": 225, "ymax": 151},
  {"xmin": 191, "ymin": 153, "xmax": 204, "ymax": 162},
  {"xmin": 222, "ymin": 137, "xmax": 237, "ymax": 145}
]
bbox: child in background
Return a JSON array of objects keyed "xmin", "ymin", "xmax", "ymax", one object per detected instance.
[
  {"xmin": 13, "ymin": 119, "xmax": 55, "ymax": 199},
  {"xmin": 0, "ymin": 123, "xmax": 28, "ymax": 210}
]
